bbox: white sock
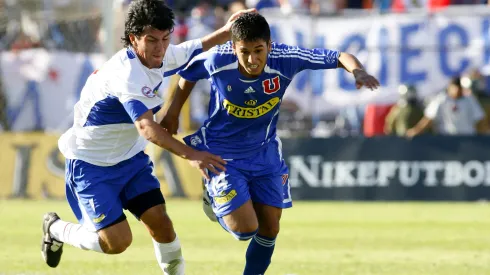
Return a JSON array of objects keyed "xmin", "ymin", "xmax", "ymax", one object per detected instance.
[
  {"xmin": 153, "ymin": 236, "xmax": 185, "ymax": 275},
  {"xmin": 49, "ymin": 219, "xmax": 103, "ymax": 253}
]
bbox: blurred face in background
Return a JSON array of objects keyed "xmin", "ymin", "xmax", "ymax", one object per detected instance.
[
  {"xmin": 130, "ymin": 27, "xmax": 171, "ymax": 69},
  {"xmin": 233, "ymin": 39, "xmax": 271, "ymax": 78},
  {"xmin": 447, "ymin": 83, "xmax": 463, "ymax": 99}
]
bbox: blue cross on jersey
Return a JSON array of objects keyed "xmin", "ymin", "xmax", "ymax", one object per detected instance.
[{"xmin": 180, "ymin": 41, "xmax": 340, "ymax": 160}]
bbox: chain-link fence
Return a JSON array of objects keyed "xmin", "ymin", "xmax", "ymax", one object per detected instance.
[
  {"xmin": 0, "ymin": 0, "xmax": 103, "ymax": 52},
  {"xmin": 0, "ymin": 0, "xmax": 108, "ymax": 132}
]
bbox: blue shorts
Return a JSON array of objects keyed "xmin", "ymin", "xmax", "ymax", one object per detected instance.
[
  {"xmin": 65, "ymin": 151, "xmax": 161, "ymax": 231},
  {"xmin": 204, "ymin": 140, "xmax": 292, "ymax": 218}
]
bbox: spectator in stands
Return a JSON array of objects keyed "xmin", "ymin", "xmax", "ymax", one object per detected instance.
[
  {"xmin": 406, "ymin": 76, "xmax": 486, "ymax": 137},
  {"xmin": 462, "ymin": 68, "xmax": 490, "ymax": 134},
  {"xmin": 246, "ymin": 0, "xmax": 279, "ymax": 10},
  {"xmin": 0, "ymin": 76, "xmax": 9, "ymax": 131},
  {"xmin": 363, "ymin": 102, "xmax": 394, "ymax": 137},
  {"xmin": 385, "ymin": 84, "xmax": 424, "ymax": 136}
]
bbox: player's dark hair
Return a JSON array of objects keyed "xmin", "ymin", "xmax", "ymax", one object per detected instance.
[
  {"xmin": 231, "ymin": 13, "xmax": 270, "ymax": 43},
  {"xmin": 122, "ymin": 0, "xmax": 175, "ymax": 47}
]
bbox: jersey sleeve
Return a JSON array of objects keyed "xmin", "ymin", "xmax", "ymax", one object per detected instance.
[
  {"xmin": 270, "ymin": 43, "xmax": 340, "ymax": 78},
  {"xmin": 112, "ymin": 80, "xmax": 163, "ymax": 122},
  {"xmin": 178, "ymin": 52, "xmax": 211, "ymax": 82},
  {"xmin": 163, "ymin": 39, "xmax": 203, "ymax": 77}
]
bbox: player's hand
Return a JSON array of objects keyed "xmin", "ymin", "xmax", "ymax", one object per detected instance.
[
  {"xmin": 188, "ymin": 150, "xmax": 227, "ymax": 180},
  {"xmin": 223, "ymin": 8, "xmax": 257, "ymax": 32},
  {"xmin": 353, "ymin": 69, "xmax": 380, "ymax": 91},
  {"xmin": 160, "ymin": 114, "xmax": 179, "ymax": 135}
]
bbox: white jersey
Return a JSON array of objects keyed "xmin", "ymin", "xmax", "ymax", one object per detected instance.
[
  {"xmin": 58, "ymin": 39, "xmax": 203, "ymax": 166},
  {"xmin": 424, "ymin": 93, "xmax": 484, "ymax": 135}
]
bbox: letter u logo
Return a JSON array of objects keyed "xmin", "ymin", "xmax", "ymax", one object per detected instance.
[{"xmin": 262, "ymin": 76, "xmax": 280, "ymax": 94}]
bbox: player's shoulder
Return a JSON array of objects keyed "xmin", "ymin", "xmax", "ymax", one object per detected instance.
[
  {"xmin": 269, "ymin": 42, "xmax": 302, "ymax": 55},
  {"xmin": 188, "ymin": 41, "xmax": 236, "ymax": 73},
  {"xmin": 99, "ymin": 48, "xmax": 147, "ymax": 87}
]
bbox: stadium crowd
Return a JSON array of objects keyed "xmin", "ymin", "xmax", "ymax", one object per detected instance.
[{"xmin": 1, "ymin": 0, "xmax": 490, "ymax": 137}]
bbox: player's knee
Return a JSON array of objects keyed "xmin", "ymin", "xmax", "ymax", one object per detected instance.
[
  {"xmin": 259, "ymin": 221, "xmax": 280, "ymax": 238},
  {"xmin": 230, "ymin": 228, "xmax": 258, "ymax": 241},
  {"xmin": 226, "ymin": 221, "xmax": 258, "ymax": 241},
  {"xmin": 103, "ymin": 233, "xmax": 133, "ymax": 254}
]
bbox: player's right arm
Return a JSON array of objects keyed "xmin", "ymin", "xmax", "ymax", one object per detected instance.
[
  {"xmin": 161, "ymin": 52, "xmax": 212, "ymax": 134},
  {"xmin": 113, "ymin": 73, "xmax": 224, "ymax": 178}
]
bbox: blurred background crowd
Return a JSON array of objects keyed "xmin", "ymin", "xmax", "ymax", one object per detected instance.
[{"xmin": 1, "ymin": 0, "xmax": 490, "ymax": 139}]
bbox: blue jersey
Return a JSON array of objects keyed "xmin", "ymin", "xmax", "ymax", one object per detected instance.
[{"xmin": 180, "ymin": 42, "xmax": 339, "ymax": 159}]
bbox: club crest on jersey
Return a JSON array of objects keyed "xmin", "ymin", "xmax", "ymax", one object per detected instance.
[
  {"xmin": 227, "ymin": 85, "xmax": 232, "ymax": 92},
  {"xmin": 262, "ymin": 76, "xmax": 280, "ymax": 95},
  {"xmin": 244, "ymin": 99, "xmax": 257, "ymax": 106},
  {"xmin": 141, "ymin": 86, "xmax": 155, "ymax": 98}
]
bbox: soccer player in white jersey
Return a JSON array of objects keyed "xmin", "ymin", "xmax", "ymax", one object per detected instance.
[
  {"xmin": 40, "ymin": 1, "xmax": 255, "ymax": 274},
  {"xmin": 162, "ymin": 13, "xmax": 380, "ymax": 274}
]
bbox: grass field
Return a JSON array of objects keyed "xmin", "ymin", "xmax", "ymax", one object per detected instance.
[{"xmin": 0, "ymin": 199, "xmax": 489, "ymax": 275}]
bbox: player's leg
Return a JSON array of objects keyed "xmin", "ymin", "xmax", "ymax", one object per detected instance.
[
  {"xmin": 207, "ymin": 166, "xmax": 259, "ymax": 241},
  {"xmin": 243, "ymin": 203, "xmax": 282, "ymax": 275},
  {"xmin": 202, "ymin": 177, "xmax": 218, "ymax": 222},
  {"xmin": 243, "ymin": 146, "xmax": 292, "ymax": 275},
  {"xmin": 121, "ymin": 152, "xmax": 183, "ymax": 275},
  {"xmin": 42, "ymin": 159, "xmax": 135, "ymax": 267}
]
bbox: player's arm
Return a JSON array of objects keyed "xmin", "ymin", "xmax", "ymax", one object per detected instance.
[
  {"xmin": 161, "ymin": 52, "xmax": 211, "ymax": 134},
  {"xmin": 200, "ymin": 8, "xmax": 256, "ymax": 51},
  {"xmin": 161, "ymin": 78, "xmax": 196, "ymax": 135},
  {"xmin": 338, "ymin": 52, "xmax": 380, "ymax": 91},
  {"xmin": 135, "ymin": 111, "xmax": 225, "ymax": 178},
  {"xmin": 278, "ymin": 44, "xmax": 379, "ymax": 90}
]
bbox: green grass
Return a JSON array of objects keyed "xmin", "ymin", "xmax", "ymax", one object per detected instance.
[{"xmin": 1, "ymin": 199, "xmax": 489, "ymax": 275}]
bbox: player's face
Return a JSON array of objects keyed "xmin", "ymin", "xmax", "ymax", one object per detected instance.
[
  {"xmin": 233, "ymin": 39, "xmax": 271, "ymax": 77},
  {"xmin": 130, "ymin": 27, "xmax": 171, "ymax": 69}
]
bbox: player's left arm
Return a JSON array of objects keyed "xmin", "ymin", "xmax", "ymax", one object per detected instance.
[
  {"xmin": 200, "ymin": 8, "xmax": 256, "ymax": 51},
  {"xmin": 163, "ymin": 9, "xmax": 256, "ymax": 77},
  {"xmin": 338, "ymin": 52, "xmax": 380, "ymax": 91},
  {"xmin": 278, "ymin": 44, "xmax": 379, "ymax": 90}
]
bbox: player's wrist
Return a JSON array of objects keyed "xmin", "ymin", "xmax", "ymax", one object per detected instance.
[{"xmin": 352, "ymin": 68, "xmax": 366, "ymax": 76}]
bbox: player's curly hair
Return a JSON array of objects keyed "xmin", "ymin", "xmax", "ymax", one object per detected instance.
[
  {"xmin": 121, "ymin": 0, "xmax": 175, "ymax": 47},
  {"xmin": 231, "ymin": 13, "xmax": 270, "ymax": 43}
]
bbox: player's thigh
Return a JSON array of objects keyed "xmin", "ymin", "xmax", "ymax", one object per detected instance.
[
  {"xmin": 120, "ymin": 153, "xmax": 170, "ymax": 237},
  {"xmin": 121, "ymin": 153, "xmax": 164, "ymax": 219},
  {"xmin": 65, "ymin": 158, "xmax": 129, "ymax": 233},
  {"xmin": 250, "ymin": 160, "xmax": 292, "ymax": 209},
  {"xmin": 206, "ymin": 167, "xmax": 257, "ymax": 231},
  {"xmin": 222, "ymin": 199, "xmax": 258, "ymax": 233}
]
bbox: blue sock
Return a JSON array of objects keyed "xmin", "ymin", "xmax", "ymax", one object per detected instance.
[{"xmin": 243, "ymin": 234, "xmax": 276, "ymax": 275}]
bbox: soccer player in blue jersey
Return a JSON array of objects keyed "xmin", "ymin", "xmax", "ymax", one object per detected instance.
[
  {"xmin": 162, "ymin": 13, "xmax": 379, "ymax": 274},
  {"xmin": 40, "ymin": 1, "xmax": 255, "ymax": 274}
]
